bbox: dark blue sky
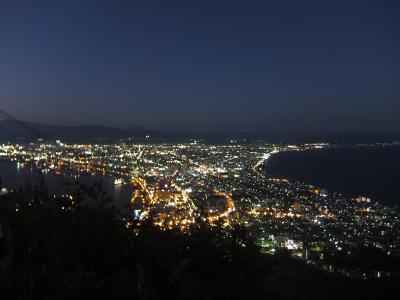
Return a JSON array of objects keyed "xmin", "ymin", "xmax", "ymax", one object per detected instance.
[{"xmin": 1, "ymin": 0, "xmax": 399, "ymax": 133}]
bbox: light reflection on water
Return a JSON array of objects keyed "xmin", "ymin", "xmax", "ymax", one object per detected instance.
[
  {"xmin": 0, "ymin": 160, "xmax": 133, "ymax": 212},
  {"xmin": 264, "ymin": 145, "xmax": 400, "ymax": 206}
]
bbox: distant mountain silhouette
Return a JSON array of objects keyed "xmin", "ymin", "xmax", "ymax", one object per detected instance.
[
  {"xmin": 33, "ymin": 123, "xmax": 150, "ymax": 140},
  {"xmin": 1, "ymin": 119, "xmax": 400, "ymax": 143},
  {"xmin": 0, "ymin": 120, "xmax": 203, "ymax": 143},
  {"xmin": 0, "ymin": 120, "xmax": 153, "ymax": 142}
]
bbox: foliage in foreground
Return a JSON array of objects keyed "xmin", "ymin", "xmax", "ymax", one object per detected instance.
[{"xmin": 0, "ymin": 184, "xmax": 398, "ymax": 300}]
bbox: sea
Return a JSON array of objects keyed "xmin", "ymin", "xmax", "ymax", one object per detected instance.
[
  {"xmin": 0, "ymin": 160, "xmax": 133, "ymax": 212},
  {"xmin": 263, "ymin": 145, "xmax": 400, "ymax": 207}
]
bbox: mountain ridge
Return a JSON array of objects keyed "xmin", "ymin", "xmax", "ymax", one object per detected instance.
[{"xmin": 1, "ymin": 119, "xmax": 400, "ymax": 143}]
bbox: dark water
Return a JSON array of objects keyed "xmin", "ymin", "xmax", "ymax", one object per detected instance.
[
  {"xmin": 264, "ymin": 145, "xmax": 400, "ymax": 206},
  {"xmin": 0, "ymin": 161, "xmax": 133, "ymax": 211}
]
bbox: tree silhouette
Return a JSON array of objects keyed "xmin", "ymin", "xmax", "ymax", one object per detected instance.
[{"xmin": 0, "ymin": 183, "xmax": 398, "ymax": 300}]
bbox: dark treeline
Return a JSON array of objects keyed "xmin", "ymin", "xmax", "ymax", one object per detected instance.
[{"xmin": 0, "ymin": 183, "xmax": 398, "ymax": 300}]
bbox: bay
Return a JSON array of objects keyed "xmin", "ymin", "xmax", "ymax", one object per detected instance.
[
  {"xmin": 264, "ymin": 145, "xmax": 400, "ymax": 206},
  {"xmin": 0, "ymin": 160, "xmax": 133, "ymax": 212}
]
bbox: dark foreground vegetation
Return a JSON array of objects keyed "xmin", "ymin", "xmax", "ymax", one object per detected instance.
[{"xmin": 0, "ymin": 183, "xmax": 398, "ymax": 300}]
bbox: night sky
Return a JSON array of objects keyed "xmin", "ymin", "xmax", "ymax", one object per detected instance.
[{"xmin": 1, "ymin": 0, "xmax": 399, "ymax": 133}]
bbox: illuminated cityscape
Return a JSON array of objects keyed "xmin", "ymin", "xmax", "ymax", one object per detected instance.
[{"xmin": 1, "ymin": 140, "xmax": 399, "ymax": 279}]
